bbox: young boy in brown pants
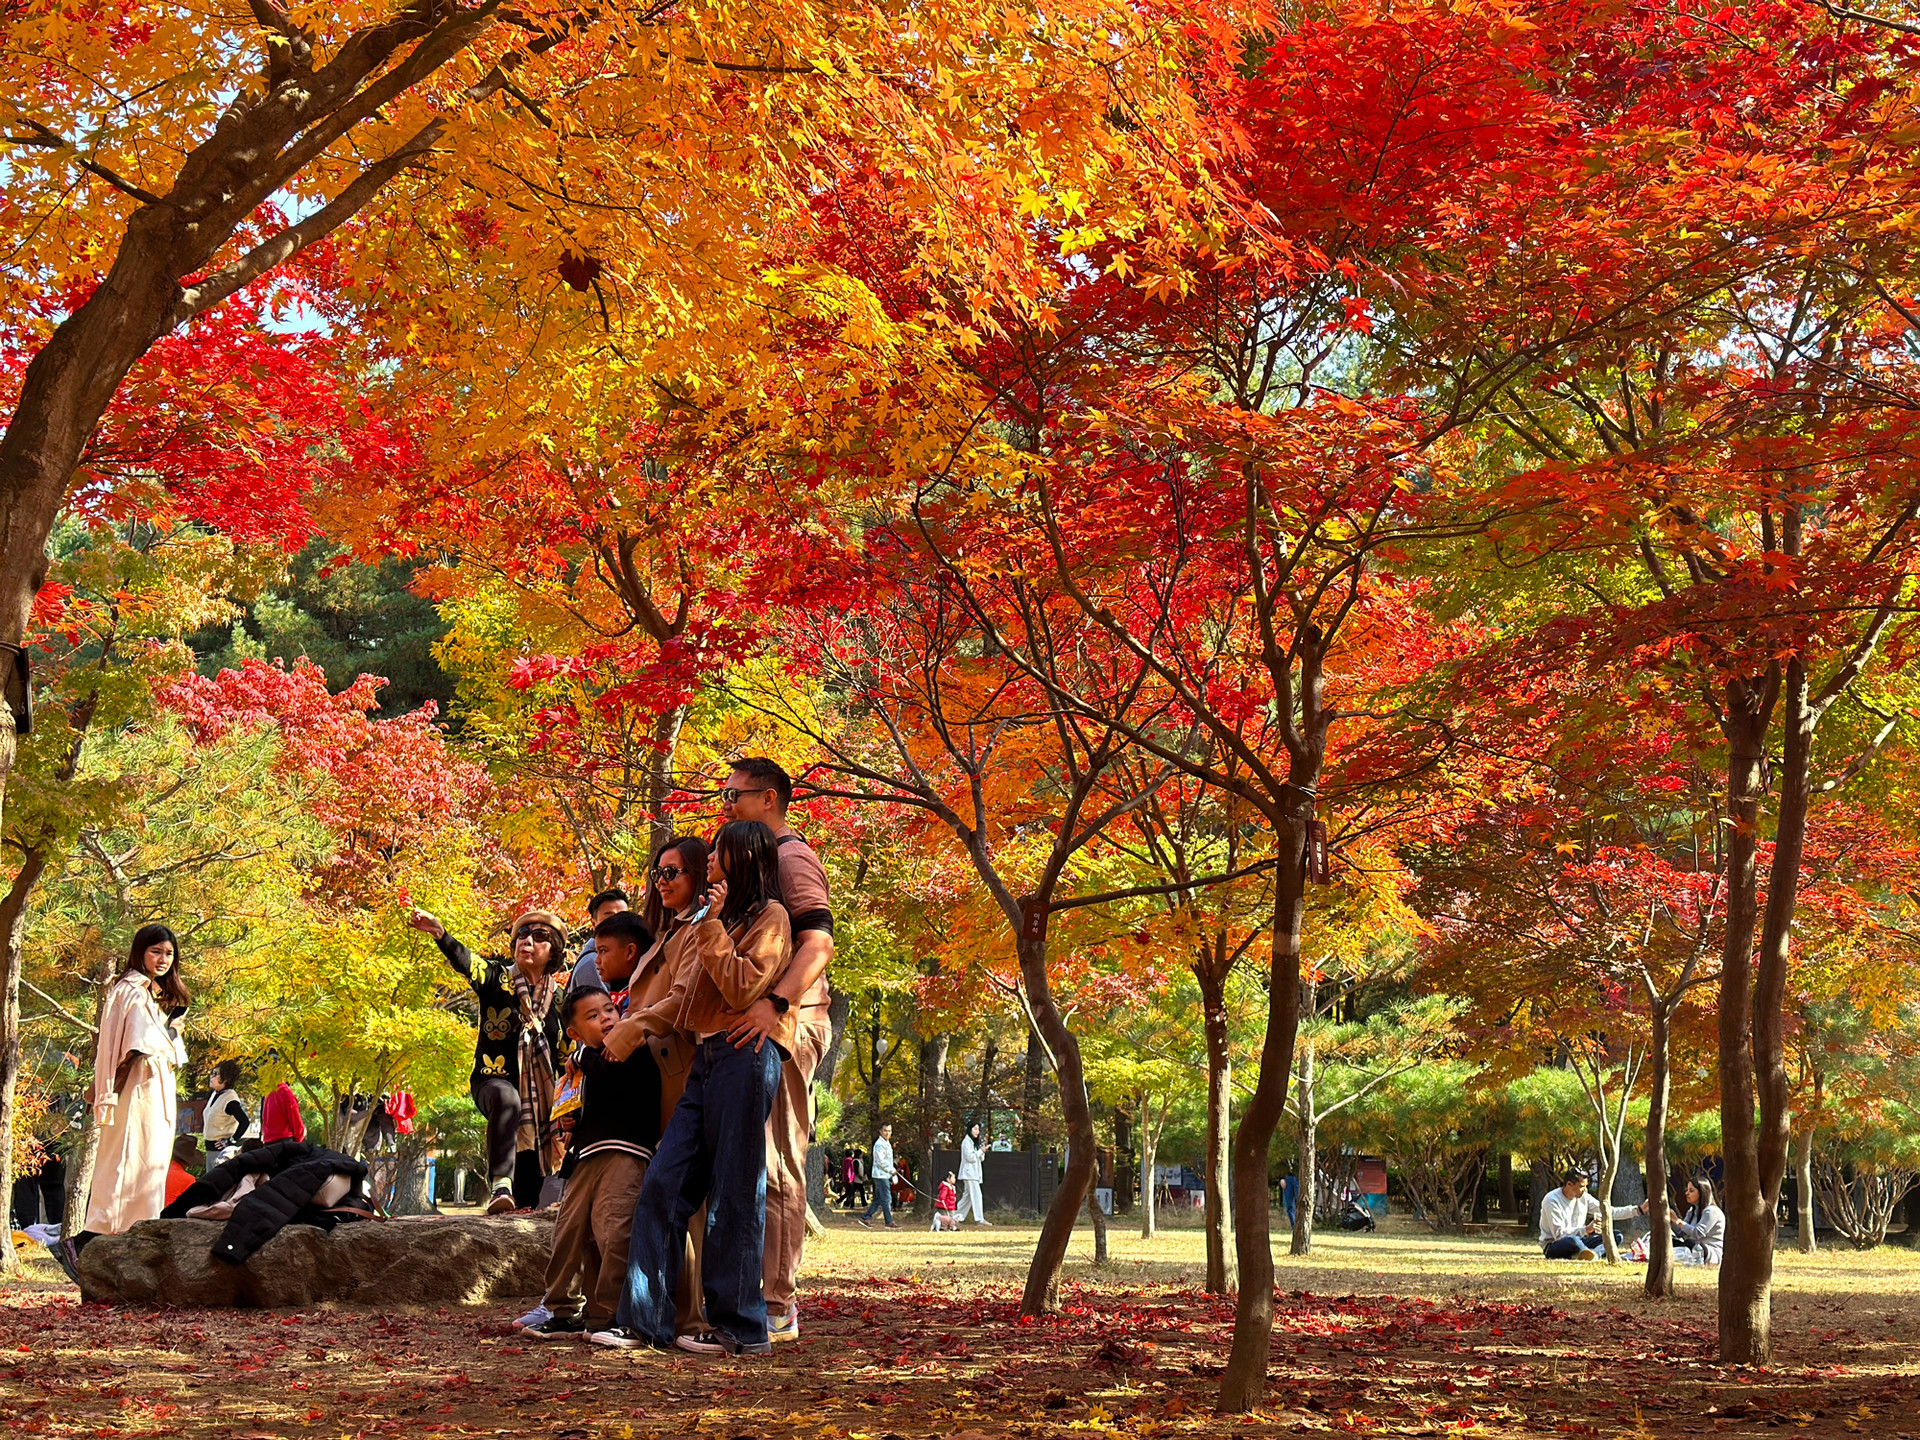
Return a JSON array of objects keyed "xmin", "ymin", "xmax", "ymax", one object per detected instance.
[{"xmin": 522, "ymin": 975, "xmax": 661, "ymax": 1341}]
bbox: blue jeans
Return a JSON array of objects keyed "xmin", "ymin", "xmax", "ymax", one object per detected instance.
[
  {"xmin": 616, "ymin": 1036, "xmax": 782, "ymax": 1348},
  {"xmin": 863, "ymin": 1177, "xmax": 894, "ymax": 1224},
  {"xmin": 1543, "ymin": 1231, "xmax": 1613, "ymax": 1259}
]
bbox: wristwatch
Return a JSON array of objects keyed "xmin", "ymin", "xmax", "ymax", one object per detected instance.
[{"xmin": 769, "ymin": 994, "xmax": 790, "ymax": 1015}]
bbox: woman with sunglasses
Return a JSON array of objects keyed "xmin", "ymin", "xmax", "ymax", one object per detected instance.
[{"xmin": 410, "ymin": 906, "xmax": 570, "ymax": 1212}]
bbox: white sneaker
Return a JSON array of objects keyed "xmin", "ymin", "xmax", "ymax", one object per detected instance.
[{"xmin": 512, "ymin": 1305, "xmax": 552, "ymax": 1329}]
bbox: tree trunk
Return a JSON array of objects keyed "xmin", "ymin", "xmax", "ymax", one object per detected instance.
[
  {"xmin": 1498, "ymin": 1153, "xmax": 1517, "ymax": 1219},
  {"xmin": 1716, "ymin": 676, "xmax": 1781, "ymax": 1364},
  {"xmin": 1795, "ymin": 1124, "xmax": 1818, "ymax": 1255},
  {"xmin": 1016, "ymin": 932, "xmax": 1097, "ymax": 1317},
  {"xmin": 643, "ymin": 703, "xmax": 688, "ymax": 858},
  {"xmin": 1217, "ymin": 849, "xmax": 1306, "ymax": 1413},
  {"xmin": 1598, "ymin": 1141, "xmax": 1623, "ymax": 1264},
  {"xmin": 1291, "ymin": 1035, "xmax": 1316, "ymax": 1256},
  {"xmin": 1020, "ymin": 1026, "xmax": 1045, "ymax": 1148},
  {"xmin": 1645, "ymin": 1003, "xmax": 1676, "ymax": 1299},
  {"xmin": 816, "ymin": 988, "xmax": 852, "ymax": 1096},
  {"xmin": 63, "ymin": 949, "xmax": 119, "ymax": 1239},
  {"xmin": 1197, "ymin": 957, "xmax": 1236, "ymax": 1294},
  {"xmin": 1139, "ymin": 1092, "xmax": 1157, "ymax": 1240},
  {"xmin": 1086, "ymin": 1183, "xmax": 1110, "ymax": 1265},
  {"xmin": 917, "ymin": 1032, "xmax": 949, "ymax": 1215},
  {"xmin": 0, "ymin": 848, "xmax": 48, "ymax": 1277},
  {"xmin": 970, "ymin": 1036, "xmax": 997, "ymax": 1136},
  {"xmin": 1732, "ymin": 660, "xmax": 1807, "ymax": 1346}
]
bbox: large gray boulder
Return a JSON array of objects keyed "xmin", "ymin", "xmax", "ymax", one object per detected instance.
[{"xmin": 78, "ymin": 1213, "xmax": 553, "ymax": 1308}]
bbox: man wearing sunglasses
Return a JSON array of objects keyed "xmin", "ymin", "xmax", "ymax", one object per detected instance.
[{"xmin": 717, "ymin": 757, "xmax": 834, "ymax": 1344}]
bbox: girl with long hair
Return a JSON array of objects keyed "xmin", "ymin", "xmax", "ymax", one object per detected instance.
[
  {"xmin": 79, "ymin": 925, "xmax": 192, "ymax": 1251},
  {"xmin": 1672, "ymin": 1176, "xmax": 1725, "ymax": 1265}
]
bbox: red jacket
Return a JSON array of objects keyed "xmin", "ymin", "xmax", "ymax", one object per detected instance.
[
  {"xmin": 936, "ymin": 1181, "xmax": 957, "ymax": 1211},
  {"xmin": 261, "ymin": 1082, "xmax": 306, "ymax": 1143}
]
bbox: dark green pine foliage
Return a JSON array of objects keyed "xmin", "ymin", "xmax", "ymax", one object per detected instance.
[{"xmin": 191, "ymin": 541, "xmax": 455, "ymax": 720}]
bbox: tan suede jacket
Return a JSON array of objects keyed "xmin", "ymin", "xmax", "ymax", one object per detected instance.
[
  {"xmin": 636, "ymin": 901, "xmax": 792, "ymax": 1049},
  {"xmin": 625, "ymin": 915, "xmax": 698, "ymax": 1121}
]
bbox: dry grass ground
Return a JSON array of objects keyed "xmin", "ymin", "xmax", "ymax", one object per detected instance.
[{"xmin": 2, "ymin": 1208, "xmax": 1916, "ymax": 1440}]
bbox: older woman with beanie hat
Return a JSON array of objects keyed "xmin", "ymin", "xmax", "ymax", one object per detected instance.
[{"xmin": 410, "ymin": 906, "xmax": 570, "ymax": 1212}]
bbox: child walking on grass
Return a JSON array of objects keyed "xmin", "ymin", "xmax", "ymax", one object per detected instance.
[{"xmin": 930, "ymin": 1172, "xmax": 959, "ymax": 1232}]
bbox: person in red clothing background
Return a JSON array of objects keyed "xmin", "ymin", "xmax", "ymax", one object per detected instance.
[{"xmin": 260, "ymin": 1081, "xmax": 306, "ymax": 1144}]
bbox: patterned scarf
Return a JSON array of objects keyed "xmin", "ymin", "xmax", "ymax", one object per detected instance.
[{"xmin": 511, "ymin": 967, "xmax": 565, "ymax": 1175}]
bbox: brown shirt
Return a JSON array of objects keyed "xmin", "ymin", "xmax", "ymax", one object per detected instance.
[{"xmin": 773, "ymin": 824, "xmax": 832, "ymax": 1015}]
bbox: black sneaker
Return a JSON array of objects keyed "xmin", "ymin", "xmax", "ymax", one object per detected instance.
[
  {"xmin": 674, "ymin": 1327, "xmax": 772, "ymax": 1357},
  {"xmin": 524, "ymin": 1314, "xmax": 588, "ymax": 1341}
]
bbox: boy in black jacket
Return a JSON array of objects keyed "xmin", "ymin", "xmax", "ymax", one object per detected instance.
[{"xmin": 521, "ymin": 975, "xmax": 662, "ymax": 1341}]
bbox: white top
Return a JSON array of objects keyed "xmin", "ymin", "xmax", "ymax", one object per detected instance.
[
  {"xmin": 203, "ymin": 1087, "xmax": 247, "ymax": 1144},
  {"xmin": 870, "ymin": 1136, "xmax": 895, "ymax": 1181},
  {"xmin": 959, "ymin": 1135, "xmax": 985, "ymax": 1182},
  {"xmin": 1538, "ymin": 1186, "xmax": 1637, "ymax": 1244},
  {"xmin": 1675, "ymin": 1203, "xmax": 1726, "ymax": 1262},
  {"xmin": 91, "ymin": 972, "xmax": 187, "ymax": 1123}
]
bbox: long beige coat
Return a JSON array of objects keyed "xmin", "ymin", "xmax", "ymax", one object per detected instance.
[{"xmin": 83, "ymin": 972, "xmax": 187, "ymax": 1235}]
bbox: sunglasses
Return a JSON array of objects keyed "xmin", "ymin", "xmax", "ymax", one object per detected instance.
[
  {"xmin": 719, "ymin": 785, "xmax": 771, "ymax": 805},
  {"xmin": 650, "ymin": 864, "xmax": 686, "ymax": 885},
  {"xmin": 514, "ymin": 927, "xmax": 560, "ymax": 947}
]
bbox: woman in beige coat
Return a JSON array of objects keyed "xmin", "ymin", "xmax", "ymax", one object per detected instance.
[{"xmin": 75, "ymin": 925, "xmax": 190, "ymax": 1258}]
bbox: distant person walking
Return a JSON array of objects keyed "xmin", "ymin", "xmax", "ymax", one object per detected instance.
[
  {"xmin": 858, "ymin": 1124, "xmax": 898, "ymax": 1228},
  {"xmin": 958, "ymin": 1121, "xmax": 990, "ymax": 1226}
]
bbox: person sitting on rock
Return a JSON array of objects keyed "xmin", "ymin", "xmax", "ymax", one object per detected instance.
[{"xmin": 1539, "ymin": 1170, "xmax": 1638, "ymax": 1260}]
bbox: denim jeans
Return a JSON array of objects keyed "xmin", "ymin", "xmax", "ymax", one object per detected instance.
[
  {"xmin": 1543, "ymin": 1231, "xmax": 1612, "ymax": 1259},
  {"xmin": 616, "ymin": 1036, "xmax": 782, "ymax": 1348},
  {"xmin": 862, "ymin": 1176, "xmax": 894, "ymax": 1224}
]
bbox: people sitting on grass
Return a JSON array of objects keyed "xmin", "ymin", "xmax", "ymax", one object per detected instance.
[{"xmin": 1538, "ymin": 1169, "xmax": 1639, "ymax": 1260}]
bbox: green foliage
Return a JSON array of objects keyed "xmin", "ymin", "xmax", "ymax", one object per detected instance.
[
  {"xmin": 193, "ymin": 543, "xmax": 454, "ymax": 719},
  {"xmin": 1341, "ymin": 1062, "xmax": 1508, "ymax": 1230}
]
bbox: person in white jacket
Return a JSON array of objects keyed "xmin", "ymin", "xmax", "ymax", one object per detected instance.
[
  {"xmin": 858, "ymin": 1124, "xmax": 898, "ymax": 1228},
  {"xmin": 958, "ymin": 1121, "xmax": 991, "ymax": 1226},
  {"xmin": 1539, "ymin": 1170, "xmax": 1638, "ymax": 1259},
  {"xmin": 72, "ymin": 925, "xmax": 191, "ymax": 1266}
]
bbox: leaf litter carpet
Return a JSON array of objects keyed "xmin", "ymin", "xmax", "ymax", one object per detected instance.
[{"xmin": 3, "ymin": 1225, "xmax": 1917, "ymax": 1439}]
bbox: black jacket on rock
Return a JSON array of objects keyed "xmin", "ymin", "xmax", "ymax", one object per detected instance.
[{"xmin": 162, "ymin": 1139, "xmax": 371, "ymax": 1265}]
